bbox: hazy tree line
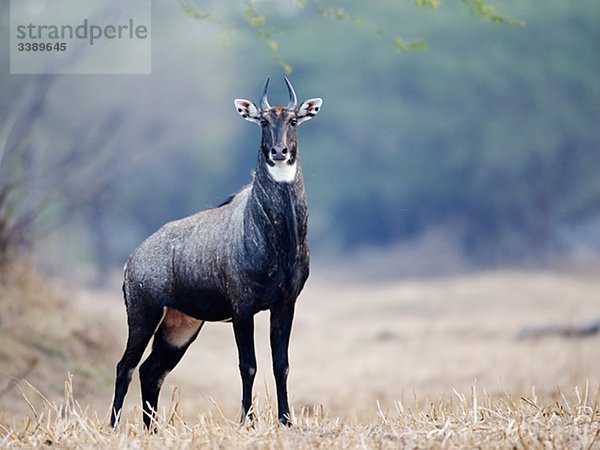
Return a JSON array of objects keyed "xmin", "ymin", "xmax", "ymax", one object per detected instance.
[{"xmin": 1, "ymin": 1, "xmax": 599, "ymax": 279}]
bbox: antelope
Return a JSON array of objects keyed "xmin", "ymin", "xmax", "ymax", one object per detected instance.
[{"xmin": 110, "ymin": 77, "xmax": 323, "ymax": 428}]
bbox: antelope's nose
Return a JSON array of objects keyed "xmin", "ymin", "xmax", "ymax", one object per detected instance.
[{"xmin": 270, "ymin": 145, "xmax": 288, "ymax": 161}]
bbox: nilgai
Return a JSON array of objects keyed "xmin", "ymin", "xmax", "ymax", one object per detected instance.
[{"xmin": 110, "ymin": 77, "xmax": 323, "ymax": 428}]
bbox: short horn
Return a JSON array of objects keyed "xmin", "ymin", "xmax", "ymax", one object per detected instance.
[
  {"xmin": 284, "ymin": 76, "xmax": 297, "ymax": 110},
  {"xmin": 260, "ymin": 76, "xmax": 271, "ymax": 111}
]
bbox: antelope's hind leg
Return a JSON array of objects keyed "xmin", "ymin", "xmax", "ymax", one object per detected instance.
[
  {"xmin": 139, "ymin": 308, "xmax": 204, "ymax": 430},
  {"xmin": 111, "ymin": 302, "xmax": 164, "ymax": 428}
]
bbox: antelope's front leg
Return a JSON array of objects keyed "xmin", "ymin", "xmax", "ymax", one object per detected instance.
[
  {"xmin": 270, "ymin": 303, "xmax": 295, "ymax": 425},
  {"xmin": 232, "ymin": 314, "xmax": 257, "ymax": 423}
]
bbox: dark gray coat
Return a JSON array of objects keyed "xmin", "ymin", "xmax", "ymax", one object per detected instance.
[{"xmin": 123, "ymin": 155, "xmax": 309, "ymax": 322}]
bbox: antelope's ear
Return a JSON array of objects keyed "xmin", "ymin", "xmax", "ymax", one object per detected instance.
[
  {"xmin": 234, "ymin": 99, "xmax": 261, "ymax": 124},
  {"xmin": 296, "ymin": 98, "xmax": 323, "ymax": 124}
]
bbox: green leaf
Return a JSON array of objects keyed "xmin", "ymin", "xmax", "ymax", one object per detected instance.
[
  {"xmin": 318, "ymin": 6, "xmax": 352, "ymax": 21},
  {"xmin": 393, "ymin": 36, "xmax": 428, "ymax": 52},
  {"xmin": 462, "ymin": 0, "xmax": 524, "ymax": 26},
  {"xmin": 415, "ymin": 0, "xmax": 441, "ymax": 9},
  {"xmin": 178, "ymin": 0, "xmax": 218, "ymax": 24}
]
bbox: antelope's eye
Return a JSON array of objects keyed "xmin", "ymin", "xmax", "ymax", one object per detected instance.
[
  {"xmin": 290, "ymin": 118, "xmax": 298, "ymax": 127},
  {"xmin": 260, "ymin": 119, "xmax": 268, "ymax": 128}
]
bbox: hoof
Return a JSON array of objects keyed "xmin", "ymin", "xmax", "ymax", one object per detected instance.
[
  {"xmin": 279, "ymin": 416, "xmax": 292, "ymax": 427},
  {"xmin": 240, "ymin": 411, "xmax": 255, "ymax": 427}
]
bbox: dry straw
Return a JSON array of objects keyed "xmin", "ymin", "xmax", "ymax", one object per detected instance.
[{"xmin": 0, "ymin": 376, "xmax": 599, "ymax": 449}]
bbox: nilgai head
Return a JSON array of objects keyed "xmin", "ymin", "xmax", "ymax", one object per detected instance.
[{"xmin": 234, "ymin": 77, "xmax": 323, "ymax": 183}]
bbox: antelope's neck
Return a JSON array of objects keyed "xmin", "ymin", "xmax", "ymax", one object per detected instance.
[{"xmin": 249, "ymin": 158, "xmax": 308, "ymax": 251}]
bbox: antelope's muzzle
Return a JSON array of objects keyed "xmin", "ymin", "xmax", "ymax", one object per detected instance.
[{"xmin": 270, "ymin": 145, "xmax": 289, "ymax": 162}]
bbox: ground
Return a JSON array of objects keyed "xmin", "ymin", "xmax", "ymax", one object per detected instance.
[{"xmin": 0, "ymin": 263, "xmax": 599, "ymax": 448}]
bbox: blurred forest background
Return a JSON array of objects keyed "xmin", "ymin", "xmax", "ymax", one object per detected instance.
[{"xmin": 1, "ymin": 0, "xmax": 599, "ymax": 283}]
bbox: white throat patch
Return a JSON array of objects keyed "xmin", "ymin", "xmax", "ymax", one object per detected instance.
[{"xmin": 267, "ymin": 160, "xmax": 297, "ymax": 183}]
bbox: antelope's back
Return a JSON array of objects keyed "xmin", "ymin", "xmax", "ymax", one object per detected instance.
[{"xmin": 123, "ymin": 188, "xmax": 251, "ymax": 304}]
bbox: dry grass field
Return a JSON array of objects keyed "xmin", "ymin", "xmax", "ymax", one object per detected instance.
[{"xmin": 1, "ymin": 262, "xmax": 599, "ymax": 448}]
